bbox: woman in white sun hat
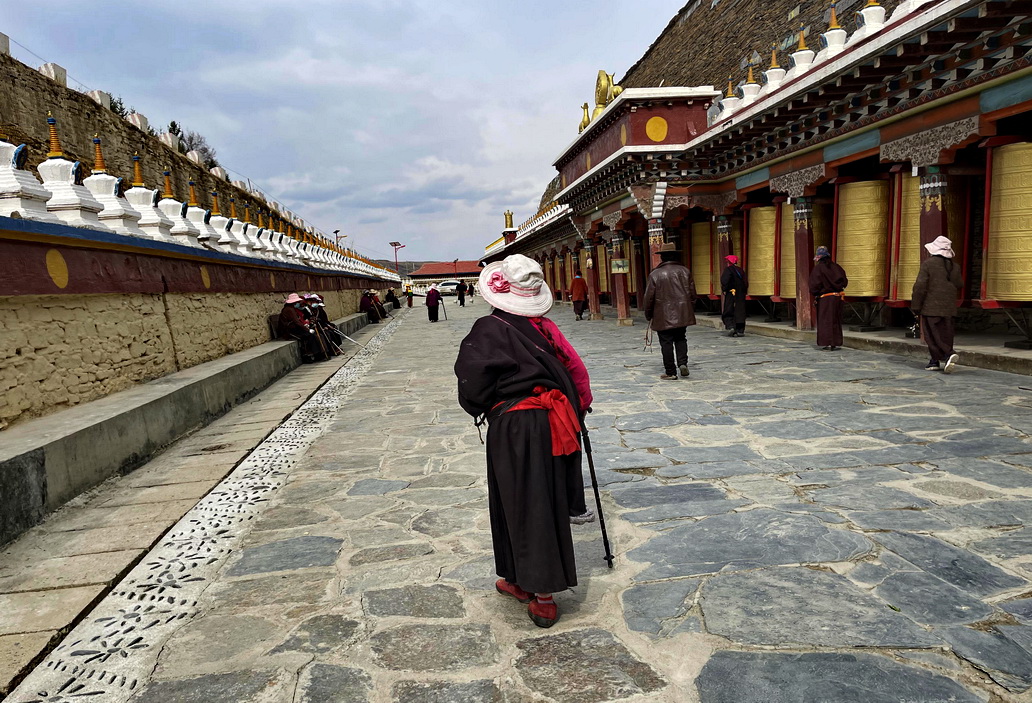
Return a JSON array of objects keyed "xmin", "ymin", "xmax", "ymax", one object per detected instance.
[
  {"xmin": 454, "ymin": 254, "xmax": 593, "ymax": 628},
  {"xmin": 912, "ymin": 235, "xmax": 964, "ymax": 373}
]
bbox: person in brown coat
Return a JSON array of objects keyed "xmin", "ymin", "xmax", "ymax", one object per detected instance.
[
  {"xmin": 643, "ymin": 242, "xmax": 697, "ymax": 380},
  {"xmin": 570, "ymin": 271, "xmax": 589, "ymax": 320},
  {"xmin": 277, "ymin": 293, "xmax": 328, "ymax": 363},
  {"xmin": 809, "ymin": 246, "xmax": 849, "ymax": 351},
  {"xmin": 912, "ymin": 235, "xmax": 964, "ymax": 373}
]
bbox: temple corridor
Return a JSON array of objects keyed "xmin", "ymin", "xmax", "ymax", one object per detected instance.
[{"xmin": 7, "ymin": 303, "xmax": 1032, "ymax": 702}]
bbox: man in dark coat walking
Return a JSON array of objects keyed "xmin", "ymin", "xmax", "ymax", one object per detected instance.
[
  {"xmin": 720, "ymin": 254, "xmax": 748, "ymax": 336},
  {"xmin": 456, "ymin": 280, "xmax": 468, "ymax": 307},
  {"xmin": 809, "ymin": 246, "xmax": 849, "ymax": 350},
  {"xmin": 912, "ymin": 235, "xmax": 964, "ymax": 372},
  {"xmin": 643, "ymin": 242, "xmax": 697, "ymax": 380},
  {"xmin": 570, "ymin": 270, "xmax": 589, "ymax": 320}
]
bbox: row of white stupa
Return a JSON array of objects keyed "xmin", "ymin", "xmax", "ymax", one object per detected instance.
[
  {"xmin": 0, "ymin": 120, "xmax": 399, "ymax": 282},
  {"xmin": 717, "ymin": 0, "xmax": 930, "ymax": 117}
]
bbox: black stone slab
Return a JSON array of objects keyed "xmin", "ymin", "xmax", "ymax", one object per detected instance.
[
  {"xmin": 227, "ymin": 536, "xmax": 343, "ymax": 576},
  {"xmin": 874, "ymin": 571, "xmax": 992, "ymax": 625}
]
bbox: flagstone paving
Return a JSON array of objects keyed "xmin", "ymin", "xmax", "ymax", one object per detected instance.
[{"xmin": 8, "ymin": 302, "xmax": 1032, "ymax": 702}]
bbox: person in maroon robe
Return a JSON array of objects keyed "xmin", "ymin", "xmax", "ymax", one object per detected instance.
[
  {"xmin": 455, "ymin": 254, "xmax": 593, "ymax": 629},
  {"xmin": 720, "ymin": 255, "xmax": 748, "ymax": 337},
  {"xmin": 425, "ymin": 284, "xmax": 442, "ymax": 322},
  {"xmin": 808, "ymin": 246, "xmax": 848, "ymax": 350},
  {"xmin": 277, "ymin": 293, "xmax": 328, "ymax": 362},
  {"xmin": 570, "ymin": 270, "xmax": 589, "ymax": 320}
]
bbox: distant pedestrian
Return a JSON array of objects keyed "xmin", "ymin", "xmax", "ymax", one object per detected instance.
[
  {"xmin": 720, "ymin": 254, "xmax": 748, "ymax": 337},
  {"xmin": 456, "ymin": 280, "xmax": 468, "ymax": 307},
  {"xmin": 912, "ymin": 235, "xmax": 963, "ymax": 373},
  {"xmin": 360, "ymin": 290, "xmax": 383, "ymax": 323},
  {"xmin": 643, "ymin": 242, "xmax": 697, "ymax": 380},
  {"xmin": 809, "ymin": 246, "xmax": 848, "ymax": 351},
  {"xmin": 385, "ymin": 288, "xmax": 401, "ymax": 309},
  {"xmin": 426, "ymin": 284, "xmax": 442, "ymax": 322},
  {"xmin": 570, "ymin": 270, "xmax": 588, "ymax": 320},
  {"xmin": 454, "ymin": 253, "xmax": 592, "ymax": 629},
  {"xmin": 405, "ymin": 285, "xmax": 414, "ymax": 308},
  {"xmin": 469, "ymin": 283, "xmax": 476, "ymax": 301}
]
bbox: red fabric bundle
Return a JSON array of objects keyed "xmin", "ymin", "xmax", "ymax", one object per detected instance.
[{"xmin": 508, "ymin": 385, "xmax": 581, "ymax": 456}]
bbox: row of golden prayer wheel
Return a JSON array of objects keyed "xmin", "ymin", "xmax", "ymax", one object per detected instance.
[{"xmin": 681, "ymin": 141, "xmax": 1030, "ymax": 302}]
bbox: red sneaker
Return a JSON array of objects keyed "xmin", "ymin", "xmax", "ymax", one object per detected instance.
[
  {"xmin": 495, "ymin": 579, "xmax": 533, "ymax": 603},
  {"xmin": 528, "ymin": 599, "xmax": 560, "ymax": 628}
]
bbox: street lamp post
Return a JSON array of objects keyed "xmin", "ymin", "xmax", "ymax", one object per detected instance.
[
  {"xmin": 333, "ymin": 230, "xmax": 347, "ymax": 248},
  {"xmin": 452, "ymin": 258, "xmax": 458, "ymax": 277},
  {"xmin": 390, "ymin": 241, "xmax": 406, "ymax": 277}
]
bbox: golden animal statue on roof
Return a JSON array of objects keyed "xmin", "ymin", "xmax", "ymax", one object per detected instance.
[{"xmin": 578, "ymin": 103, "xmax": 590, "ymax": 133}]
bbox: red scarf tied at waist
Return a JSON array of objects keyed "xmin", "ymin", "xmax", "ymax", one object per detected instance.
[{"xmin": 504, "ymin": 385, "xmax": 582, "ymax": 456}]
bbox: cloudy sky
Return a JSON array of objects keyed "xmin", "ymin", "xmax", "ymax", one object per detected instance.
[{"xmin": 5, "ymin": 1, "xmax": 681, "ymax": 262}]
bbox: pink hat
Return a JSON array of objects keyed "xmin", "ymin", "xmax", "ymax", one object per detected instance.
[
  {"xmin": 284, "ymin": 293, "xmax": 303, "ymax": 304},
  {"xmin": 478, "ymin": 254, "xmax": 553, "ymax": 317},
  {"xmin": 725, "ymin": 255, "xmax": 739, "ymax": 264}
]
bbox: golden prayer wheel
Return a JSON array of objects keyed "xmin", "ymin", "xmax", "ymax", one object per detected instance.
[
  {"xmin": 836, "ymin": 181, "xmax": 889, "ymax": 297},
  {"xmin": 691, "ymin": 221, "xmax": 712, "ymax": 295},
  {"xmin": 987, "ymin": 142, "xmax": 1032, "ymax": 300},
  {"xmin": 895, "ymin": 174, "xmax": 921, "ymax": 298},
  {"xmin": 779, "ymin": 202, "xmax": 797, "ymax": 298},
  {"xmin": 747, "ymin": 206, "xmax": 777, "ymax": 296}
]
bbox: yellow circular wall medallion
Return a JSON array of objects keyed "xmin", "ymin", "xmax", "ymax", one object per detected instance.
[
  {"xmin": 645, "ymin": 116, "xmax": 669, "ymax": 142},
  {"xmin": 45, "ymin": 249, "xmax": 69, "ymax": 289},
  {"xmin": 200, "ymin": 265, "xmax": 211, "ymax": 289},
  {"xmin": 269, "ymin": 272, "xmax": 276, "ymax": 287},
  {"xmin": 620, "ymin": 124, "xmax": 628, "ymax": 146},
  {"xmin": 586, "ymin": 152, "xmax": 592, "ymax": 170}
]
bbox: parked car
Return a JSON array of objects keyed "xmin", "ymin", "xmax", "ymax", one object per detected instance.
[{"xmin": 437, "ymin": 280, "xmax": 461, "ymax": 296}]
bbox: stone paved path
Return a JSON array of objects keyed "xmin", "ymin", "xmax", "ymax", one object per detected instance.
[{"xmin": 9, "ymin": 301, "xmax": 1032, "ymax": 702}]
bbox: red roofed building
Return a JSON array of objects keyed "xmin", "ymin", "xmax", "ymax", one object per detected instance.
[{"xmin": 408, "ymin": 260, "xmax": 483, "ymax": 287}]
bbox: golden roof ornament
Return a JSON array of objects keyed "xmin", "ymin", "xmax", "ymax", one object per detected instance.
[
  {"xmin": 91, "ymin": 134, "xmax": 107, "ymax": 173},
  {"xmin": 578, "ymin": 103, "xmax": 590, "ymax": 133},
  {"xmin": 746, "ymin": 63, "xmax": 757, "ymax": 85},
  {"xmin": 828, "ymin": 2, "xmax": 842, "ymax": 29},
  {"xmin": 504, "ymin": 209, "xmax": 514, "ymax": 229},
  {"xmin": 210, "ymin": 190, "xmax": 221, "ymax": 216},
  {"xmin": 187, "ymin": 180, "xmax": 199, "ymax": 207},
  {"xmin": 229, "ymin": 197, "xmax": 238, "ymax": 219},
  {"xmin": 797, "ymin": 24, "xmax": 809, "ymax": 51},
  {"xmin": 770, "ymin": 44, "xmax": 780, "ymax": 68},
  {"xmin": 725, "ymin": 75, "xmax": 735, "ymax": 98},
  {"xmin": 131, "ymin": 152, "xmax": 144, "ymax": 187},
  {"xmin": 46, "ymin": 112, "xmax": 64, "ymax": 159},
  {"xmin": 162, "ymin": 168, "xmax": 175, "ymax": 199},
  {"xmin": 243, "ymin": 202, "xmax": 252, "ymax": 224}
]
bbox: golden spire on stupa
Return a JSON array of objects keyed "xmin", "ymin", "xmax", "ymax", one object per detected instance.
[
  {"xmin": 725, "ymin": 75, "xmax": 735, "ymax": 98},
  {"xmin": 257, "ymin": 210, "xmax": 265, "ymax": 229},
  {"xmin": 131, "ymin": 152, "xmax": 145, "ymax": 187},
  {"xmin": 829, "ymin": 2, "xmax": 842, "ymax": 29},
  {"xmin": 243, "ymin": 202, "xmax": 252, "ymax": 224},
  {"xmin": 187, "ymin": 180, "xmax": 199, "ymax": 207},
  {"xmin": 746, "ymin": 63, "xmax": 757, "ymax": 84},
  {"xmin": 770, "ymin": 44, "xmax": 780, "ymax": 69},
  {"xmin": 162, "ymin": 168, "xmax": 175, "ymax": 199},
  {"xmin": 229, "ymin": 197, "xmax": 238, "ymax": 220},
  {"xmin": 865, "ymin": 0, "xmax": 880, "ymax": 6},
  {"xmin": 210, "ymin": 191, "xmax": 222, "ymax": 216},
  {"xmin": 797, "ymin": 24, "xmax": 809, "ymax": 51},
  {"xmin": 91, "ymin": 135, "xmax": 107, "ymax": 173},
  {"xmin": 46, "ymin": 112, "xmax": 64, "ymax": 159}
]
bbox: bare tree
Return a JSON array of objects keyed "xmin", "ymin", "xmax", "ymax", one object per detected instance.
[{"xmin": 178, "ymin": 129, "xmax": 220, "ymax": 169}]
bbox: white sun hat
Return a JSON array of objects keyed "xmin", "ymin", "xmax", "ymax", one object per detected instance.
[{"xmin": 478, "ymin": 253, "xmax": 553, "ymax": 317}]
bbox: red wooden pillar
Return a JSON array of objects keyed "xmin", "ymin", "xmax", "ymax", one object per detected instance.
[
  {"xmin": 611, "ymin": 231, "xmax": 633, "ymax": 326},
  {"xmin": 794, "ymin": 196, "xmax": 817, "ymax": 330},
  {"xmin": 919, "ymin": 167, "xmax": 949, "ymax": 259},
  {"xmin": 586, "ymin": 240, "xmax": 603, "ymax": 320},
  {"xmin": 557, "ymin": 252, "xmax": 567, "ymax": 303}
]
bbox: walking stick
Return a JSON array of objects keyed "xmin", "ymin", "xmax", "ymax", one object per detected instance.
[
  {"xmin": 441, "ymin": 299, "xmax": 448, "ymax": 321},
  {"xmin": 580, "ymin": 426, "xmax": 615, "ymax": 568}
]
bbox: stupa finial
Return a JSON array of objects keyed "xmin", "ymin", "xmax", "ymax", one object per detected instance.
[
  {"xmin": 131, "ymin": 152, "xmax": 144, "ymax": 187},
  {"xmin": 91, "ymin": 134, "xmax": 107, "ymax": 173},
  {"xmin": 829, "ymin": 2, "xmax": 842, "ymax": 29},
  {"xmin": 162, "ymin": 168, "xmax": 174, "ymax": 199},
  {"xmin": 187, "ymin": 180, "xmax": 199, "ymax": 207},
  {"xmin": 797, "ymin": 24, "xmax": 809, "ymax": 51},
  {"xmin": 46, "ymin": 112, "xmax": 64, "ymax": 159},
  {"xmin": 210, "ymin": 190, "xmax": 221, "ymax": 216}
]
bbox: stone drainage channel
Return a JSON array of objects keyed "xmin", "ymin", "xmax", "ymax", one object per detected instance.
[{"xmin": 6, "ymin": 315, "xmax": 406, "ymax": 703}]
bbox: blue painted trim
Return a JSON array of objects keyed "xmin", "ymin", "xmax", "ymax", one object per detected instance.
[
  {"xmin": 0, "ymin": 215, "xmax": 385, "ymax": 281},
  {"xmin": 980, "ymin": 72, "xmax": 1032, "ymax": 114},
  {"xmin": 736, "ymin": 167, "xmax": 771, "ymax": 190},
  {"xmin": 823, "ymin": 129, "xmax": 881, "ymax": 163}
]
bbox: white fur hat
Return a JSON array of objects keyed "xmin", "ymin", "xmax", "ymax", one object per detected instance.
[{"xmin": 478, "ymin": 254, "xmax": 553, "ymax": 317}]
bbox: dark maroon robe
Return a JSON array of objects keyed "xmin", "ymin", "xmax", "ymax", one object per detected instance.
[
  {"xmin": 809, "ymin": 258, "xmax": 849, "ymax": 347},
  {"xmin": 455, "ymin": 310, "xmax": 585, "ymax": 594}
]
